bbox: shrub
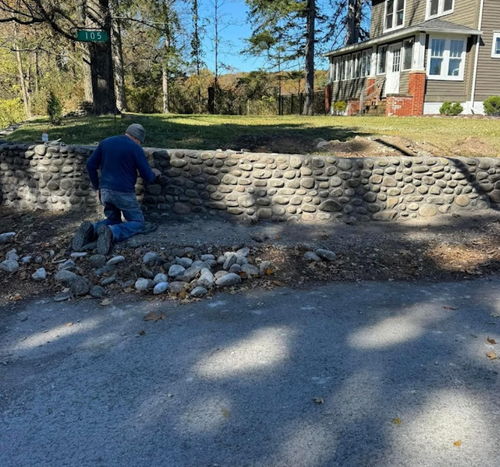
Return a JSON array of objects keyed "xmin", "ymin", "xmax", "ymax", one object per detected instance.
[
  {"xmin": 333, "ymin": 100, "xmax": 347, "ymax": 115},
  {"xmin": 47, "ymin": 91, "xmax": 63, "ymax": 125},
  {"xmin": 484, "ymin": 96, "xmax": 500, "ymax": 116},
  {"xmin": 439, "ymin": 101, "xmax": 463, "ymax": 116},
  {"xmin": 0, "ymin": 98, "xmax": 25, "ymax": 128}
]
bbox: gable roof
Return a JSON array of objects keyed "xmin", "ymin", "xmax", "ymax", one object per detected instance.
[{"xmin": 325, "ymin": 19, "xmax": 481, "ymax": 57}]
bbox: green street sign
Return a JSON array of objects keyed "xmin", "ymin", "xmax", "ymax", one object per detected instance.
[{"xmin": 76, "ymin": 30, "xmax": 108, "ymax": 42}]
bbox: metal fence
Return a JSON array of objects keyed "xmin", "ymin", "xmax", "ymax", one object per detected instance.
[{"xmin": 245, "ymin": 91, "xmax": 327, "ymax": 116}]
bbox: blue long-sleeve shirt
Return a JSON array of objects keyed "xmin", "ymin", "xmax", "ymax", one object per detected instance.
[{"xmin": 86, "ymin": 135, "xmax": 156, "ymax": 193}]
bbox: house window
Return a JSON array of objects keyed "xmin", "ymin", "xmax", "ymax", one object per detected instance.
[
  {"xmin": 428, "ymin": 37, "xmax": 465, "ymax": 80},
  {"xmin": 492, "ymin": 32, "xmax": 500, "ymax": 58},
  {"xmin": 403, "ymin": 38, "xmax": 414, "ymax": 70},
  {"xmin": 392, "ymin": 48, "xmax": 401, "ymax": 73},
  {"xmin": 353, "ymin": 53, "xmax": 361, "ymax": 78},
  {"xmin": 361, "ymin": 49, "xmax": 371, "ymax": 77},
  {"xmin": 377, "ymin": 46, "xmax": 387, "ymax": 74},
  {"xmin": 344, "ymin": 56, "xmax": 352, "ymax": 80},
  {"xmin": 428, "ymin": 0, "xmax": 454, "ymax": 19},
  {"xmin": 385, "ymin": 0, "xmax": 405, "ymax": 31}
]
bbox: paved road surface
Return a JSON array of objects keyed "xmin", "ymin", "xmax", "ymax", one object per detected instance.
[{"xmin": 1, "ymin": 279, "xmax": 499, "ymax": 467}]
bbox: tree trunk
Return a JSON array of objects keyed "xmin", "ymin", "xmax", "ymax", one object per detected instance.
[
  {"xmin": 78, "ymin": 1, "xmax": 94, "ymax": 104},
  {"xmin": 302, "ymin": 0, "xmax": 315, "ymax": 116},
  {"xmin": 191, "ymin": 0, "xmax": 202, "ymax": 113},
  {"xmin": 110, "ymin": 0, "xmax": 127, "ymax": 112},
  {"xmin": 346, "ymin": 0, "xmax": 363, "ymax": 45},
  {"xmin": 87, "ymin": 0, "xmax": 116, "ymax": 115},
  {"xmin": 14, "ymin": 24, "xmax": 31, "ymax": 118},
  {"xmin": 82, "ymin": 46, "xmax": 94, "ymax": 103},
  {"xmin": 88, "ymin": 40, "xmax": 116, "ymax": 115},
  {"xmin": 162, "ymin": 61, "xmax": 169, "ymax": 114},
  {"xmin": 34, "ymin": 50, "xmax": 39, "ymax": 94}
]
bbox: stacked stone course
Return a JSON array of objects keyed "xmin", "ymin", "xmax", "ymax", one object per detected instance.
[{"xmin": 0, "ymin": 141, "xmax": 498, "ymax": 222}]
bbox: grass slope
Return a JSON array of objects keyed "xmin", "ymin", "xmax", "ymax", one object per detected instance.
[{"xmin": 6, "ymin": 114, "xmax": 500, "ymax": 156}]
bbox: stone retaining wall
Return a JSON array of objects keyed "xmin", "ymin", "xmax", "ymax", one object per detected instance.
[{"xmin": 0, "ymin": 141, "xmax": 498, "ymax": 222}]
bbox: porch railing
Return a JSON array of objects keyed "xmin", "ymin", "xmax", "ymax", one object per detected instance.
[{"xmin": 359, "ymin": 77, "xmax": 386, "ymax": 116}]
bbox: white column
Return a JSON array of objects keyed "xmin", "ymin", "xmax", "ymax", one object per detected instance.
[
  {"xmin": 370, "ymin": 47, "xmax": 377, "ymax": 77},
  {"xmin": 329, "ymin": 58, "xmax": 334, "ymax": 83},
  {"xmin": 413, "ymin": 32, "xmax": 427, "ymax": 71}
]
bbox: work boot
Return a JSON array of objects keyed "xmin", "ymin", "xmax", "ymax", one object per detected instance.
[
  {"xmin": 97, "ymin": 225, "xmax": 113, "ymax": 255},
  {"xmin": 72, "ymin": 221, "xmax": 95, "ymax": 252}
]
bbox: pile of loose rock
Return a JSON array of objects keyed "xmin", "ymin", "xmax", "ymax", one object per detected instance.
[
  {"xmin": 48, "ymin": 246, "xmax": 275, "ymax": 302},
  {"xmin": 0, "ymin": 229, "xmax": 339, "ymax": 302}
]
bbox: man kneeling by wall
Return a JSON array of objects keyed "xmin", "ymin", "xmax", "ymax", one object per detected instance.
[{"xmin": 72, "ymin": 123, "xmax": 161, "ymax": 255}]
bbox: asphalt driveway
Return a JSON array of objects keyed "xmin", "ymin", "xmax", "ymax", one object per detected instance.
[{"xmin": 1, "ymin": 278, "xmax": 499, "ymax": 467}]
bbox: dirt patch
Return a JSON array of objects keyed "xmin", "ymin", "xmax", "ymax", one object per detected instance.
[
  {"xmin": 230, "ymin": 134, "xmax": 316, "ymax": 154},
  {"xmin": 451, "ymin": 136, "xmax": 499, "ymax": 157},
  {"xmin": 2, "ymin": 208, "xmax": 500, "ymax": 309},
  {"xmin": 229, "ymin": 134, "xmax": 498, "ymax": 158}
]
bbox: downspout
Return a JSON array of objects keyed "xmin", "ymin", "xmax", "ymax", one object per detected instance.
[{"xmin": 470, "ymin": 0, "xmax": 485, "ymax": 114}]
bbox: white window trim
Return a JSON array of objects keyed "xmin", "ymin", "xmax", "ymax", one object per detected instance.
[
  {"xmin": 426, "ymin": 0, "xmax": 454, "ymax": 20},
  {"xmin": 384, "ymin": 0, "xmax": 406, "ymax": 33},
  {"xmin": 492, "ymin": 32, "xmax": 500, "ymax": 59},
  {"xmin": 402, "ymin": 38, "xmax": 415, "ymax": 70},
  {"xmin": 426, "ymin": 35, "xmax": 466, "ymax": 81},
  {"xmin": 377, "ymin": 46, "xmax": 388, "ymax": 75}
]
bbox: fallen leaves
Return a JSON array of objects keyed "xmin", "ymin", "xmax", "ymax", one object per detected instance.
[
  {"xmin": 313, "ymin": 397, "xmax": 324, "ymax": 404},
  {"xmin": 9, "ymin": 293, "xmax": 23, "ymax": 301},
  {"xmin": 100, "ymin": 299, "xmax": 112, "ymax": 306},
  {"xmin": 221, "ymin": 407, "xmax": 231, "ymax": 418},
  {"xmin": 392, "ymin": 418, "xmax": 402, "ymax": 425},
  {"xmin": 143, "ymin": 311, "xmax": 166, "ymax": 322},
  {"xmin": 454, "ymin": 440, "xmax": 462, "ymax": 447},
  {"xmin": 485, "ymin": 351, "xmax": 498, "ymax": 360},
  {"xmin": 487, "ymin": 337, "xmax": 497, "ymax": 345},
  {"xmin": 443, "ymin": 306, "xmax": 457, "ymax": 310},
  {"xmin": 138, "ymin": 330, "xmax": 146, "ymax": 336},
  {"xmin": 66, "ymin": 322, "xmax": 73, "ymax": 327}
]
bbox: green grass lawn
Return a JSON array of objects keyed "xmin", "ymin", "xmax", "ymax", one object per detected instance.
[{"xmin": 6, "ymin": 113, "xmax": 500, "ymax": 156}]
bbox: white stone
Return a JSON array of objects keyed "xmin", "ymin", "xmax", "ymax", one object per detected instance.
[
  {"xmin": 107, "ymin": 255, "xmax": 125, "ymax": 265},
  {"xmin": 0, "ymin": 260, "xmax": 19, "ymax": 273},
  {"xmin": 241, "ymin": 263, "xmax": 259, "ymax": 277},
  {"xmin": 175, "ymin": 257, "xmax": 193, "ymax": 268},
  {"xmin": 154, "ymin": 273, "xmax": 168, "ymax": 284},
  {"xmin": 58, "ymin": 259, "xmax": 76, "ymax": 271},
  {"xmin": 5, "ymin": 249, "xmax": 19, "ymax": 262},
  {"xmin": 191, "ymin": 286, "xmax": 208, "ymax": 298},
  {"xmin": 153, "ymin": 282, "xmax": 169, "ymax": 295},
  {"xmin": 71, "ymin": 252, "xmax": 88, "ymax": 259},
  {"xmin": 196, "ymin": 268, "xmax": 214, "ymax": 289},
  {"xmin": 143, "ymin": 252, "xmax": 159, "ymax": 265},
  {"xmin": 135, "ymin": 278, "xmax": 150, "ymax": 292},
  {"xmin": 236, "ymin": 247, "xmax": 250, "ymax": 257},
  {"xmin": 0, "ymin": 232, "xmax": 16, "ymax": 243},
  {"xmin": 32, "ymin": 268, "xmax": 47, "ymax": 281},
  {"xmin": 168, "ymin": 264, "xmax": 186, "ymax": 277},
  {"xmin": 315, "ymin": 249, "xmax": 337, "ymax": 261},
  {"xmin": 304, "ymin": 251, "xmax": 321, "ymax": 262},
  {"xmin": 55, "ymin": 269, "xmax": 78, "ymax": 282},
  {"xmin": 215, "ymin": 273, "xmax": 242, "ymax": 287}
]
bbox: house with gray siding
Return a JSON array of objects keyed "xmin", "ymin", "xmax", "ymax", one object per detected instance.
[{"xmin": 324, "ymin": 0, "xmax": 500, "ymax": 116}]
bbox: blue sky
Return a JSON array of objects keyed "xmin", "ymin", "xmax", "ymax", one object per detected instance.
[
  {"xmin": 199, "ymin": 0, "xmax": 268, "ymax": 73},
  {"xmin": 197, "ymin": 0, "xmax": 330, "ymax": 74}
]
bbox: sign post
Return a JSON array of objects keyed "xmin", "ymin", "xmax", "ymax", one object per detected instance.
[{"xmin": 76, "ymin": 30, "xmax": 109, "ymax": 42}]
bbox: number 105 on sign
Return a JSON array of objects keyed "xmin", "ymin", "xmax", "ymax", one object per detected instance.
[{"xmin": 77, "ymin": 30, "xmax": 108, "ymax": 42}]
